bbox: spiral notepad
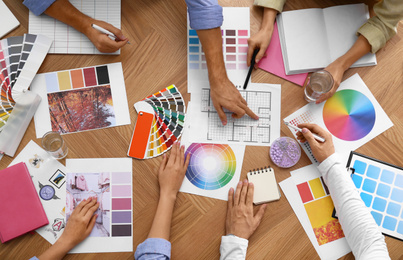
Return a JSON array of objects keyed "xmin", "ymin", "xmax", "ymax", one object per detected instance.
[{"xmin": 247, "ymin": 166, "xmax": 281, "ymax": 204}]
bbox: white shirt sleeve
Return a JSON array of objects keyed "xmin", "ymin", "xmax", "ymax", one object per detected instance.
[
  {"xmin": 317, "ymin": 153, "xmax": 390, "ymax": 260},
  {"xmin": 219, "ymin": 235, "xmax": 249, "ymax": 260}
]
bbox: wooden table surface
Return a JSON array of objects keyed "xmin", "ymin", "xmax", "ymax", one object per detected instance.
[{"xmin": 1, "ymin": 0, "xmax": 402, "ymax": 259}]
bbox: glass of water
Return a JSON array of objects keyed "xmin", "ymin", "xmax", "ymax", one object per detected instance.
[
  {"xmin": 304, "ymin": 70, "xmax": 334, "ymax": 103},
  {"xmin": 42, "ymin": 131, "xmax": 68, "ymax": 159}
]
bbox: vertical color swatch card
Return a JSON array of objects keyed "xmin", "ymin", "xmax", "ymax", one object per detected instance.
[
  {"xmin": 0, "ymin": 34, "xmax": 51, "ymax": 131},
  {"xmin": 128, "ymin": 85, "xmax": 186, "ymax": 159},
  {"xmin": 284, "ymin": 73, "xmax": 393, "ymax": 164},
  {"xmin": 257, "ymin": 22, "xmax": 308, "ymax": 86},
  {"xmin": 279, "ymin": 165, "xmax": 351, "ymax": 260},
  {"xmin": 29, "ymin": 0, "xmax": 120, "ymax": 54},
  {"xmin": 187, "ymin": 7, "xmax": 250, "ymax": 92},
  {"xmin": 179, "ymin": 142, "xmax": 245, "ymax": 201},
  {"xmin": 31, "ymin": 62, "xmax": 130, "ymax": 138},
  {"xmin": 347, "ymin": 152, "xmax": 403, "ymax": 240},
  {"xmin": 183, "ymin": 81, "xmax": 281, "ymax": 146},
  {"xmin": 66, "ymin": 158, "xmax": 132, "ymax": 253},
  {"xmin": 9, "ymin": 140, "xmax": 68, "ymax": 245}
]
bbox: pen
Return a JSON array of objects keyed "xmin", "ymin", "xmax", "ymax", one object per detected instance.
[
  {"xmin": 91, "ymin": 24, "xmax": 130, "ymax": 44},
  {"xmin": 284, "ymin": 121, "xmax": 326, "ymax": 142},
  {"xmin": 243, "ymin": 49, "xmax": 259, "ymax": 90}
]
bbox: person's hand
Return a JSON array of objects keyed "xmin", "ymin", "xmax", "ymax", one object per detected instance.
[
  {"xmin": 158, "ymin": 142, "xmax": 190, "ymax": 199},
  {"xmin": 226, "ymin": 180, "xmax": 267, "ymax": 240},
  {"xmin": 210, "ymin": 77, "xmax": 259, "ymax": 125},
  {"xmin": 85, "ymin": 19, "xmax": 129, "ymax": 53},
  {"xmin": 247, "ymin": 27, "xmax": 273, "ymax": 67},
  {"xmin": 59, "ymin": 197, "xmax": 99, "ymax": 249},
  {"xmin": 316, "ymin": 60, "xmax": 345, "ymax": 104},
  {"xmin": 296, "ymin": 123, "xmax": 335, "ymax": 162}
]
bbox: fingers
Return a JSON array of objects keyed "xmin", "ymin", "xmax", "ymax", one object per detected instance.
[
  {"xmin": 298, "ymin": 123, "xmax": 330, "ymax": 139},
  {"xmin": 234, "ymin": 181, "xmax": 242, "ymax": 205},
  {"xmin": 167, "ymin": 143, "xmax": 178, "ymax": 166},
  {"xmin": 215, "ymin": 105, "xmax": 228, "ymax": 126},
  {"xmin": 243, "ymin": 105, "xmax": 259, "ymax": 120},
  {"xmin": 246, "ymin": 44, "xmax": 255, "ymax": 67},
  {"xmin": 97, "ymin": 21, "xmax": 127, "ymax": 41},
  {"xmin": 74, "ymin": 197, "xmax": 90, "ymax": 214},
  {"xmin": 84, "ymin": 200, "xmax": 99, "ymax": 220},
  {"xmin": 86, "ymin": 214, "xmax": 97, "ymax": 236},
  {"xmin": 239, "ymin": 180, "xmax": 248, "ymax": 205},
  {"xmin": 180, "ymin": 145, "xmax": 185, "ymax": 165},
  {"xmin": 184, "ymin": 152, "xmax": 191, "ymax": 171},
  {"xmin": 81, "ymin": 197, "xmax": 98, "ymax": 217},
  {"xmin": 246, "ymin": 182, "xmax": 254, "ymax": 206},
  {"xmin": 227, "ymin": 187, "xmax": 234, "ymax": 211},
  {"xmin": 254, "ymin": 204, "xmax": 267, "ymax": 223},
  {"xmin": 255, "ymin": 48, "xmax": 267, "ymax": 64},
  {"xmin": 159, "ymin": 153, "xmax": 169, "ymax": 173}
]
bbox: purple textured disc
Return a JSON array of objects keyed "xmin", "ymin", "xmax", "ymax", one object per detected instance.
[{"xmin": 270, "ymin": 137, "xmax": 301, "ymax": 168}]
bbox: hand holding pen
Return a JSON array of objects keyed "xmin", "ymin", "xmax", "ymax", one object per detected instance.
[{"xmin": 87, "ymin": 21, "xmax": 129, "ymax": 53}]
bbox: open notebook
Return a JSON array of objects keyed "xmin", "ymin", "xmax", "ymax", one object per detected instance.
[{"xmin": 277, "ymin": 3, "xmax": 376, "ymax": 75}]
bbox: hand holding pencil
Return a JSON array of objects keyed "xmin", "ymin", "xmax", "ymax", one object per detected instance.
[{"xmin": 87, "ymin": 20, "xmax": 129, "ymax": 53}]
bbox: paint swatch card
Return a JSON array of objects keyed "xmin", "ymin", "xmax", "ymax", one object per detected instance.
[
  {"xmin": 347, "ymin": 152, "xmax": 403, "ymax": 240},
  {"xmin": 31, "ymin": 62, "xmax": 130, "ymax": 138},
  {"xmin": 284, "ymin": 73, "xmax": 393, "ymax": 164},
  {"xmin": 187, "ymin": 7, "xmax": 250, "ymax": 93},
  {"xmin": 180, "ymin": 143, "xmax": 245, "ymax": 201},
  {"xmin": 183, "ymin": 81, "xmax": 281, "ymax": 147},
  {"xmin": 66, "ymin": 158, "xmax": 132, "ymax": 253},
  {"xmin": 257, "ymin": 22, "xmax": 308, "ymax": 86},
  {"xmin": 9, "ymin": 140, "xmax": 68, "ymax": 245},
  {"xmin": 128, "ymin": 85, "xmax": 186, "ymax": 159},
  {"xmin": 29, "ymin": 0, "xmax": 120, "ymax": 54},
  {"xmin": 279, "ymin": 165, "xmax": 351, "ymax": 260}
]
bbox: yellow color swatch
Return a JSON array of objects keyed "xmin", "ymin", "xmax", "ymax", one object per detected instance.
[
  {"xmin": 304, "ymin": 196, "xmax": 335, "ymax": 229},
  {"xmin": 309, "ymin": 178, "xmax": 326, "ymax": 199},
  {"xmin": 57, "ymin": 71, "xmax": 72, "ymax": 90}
]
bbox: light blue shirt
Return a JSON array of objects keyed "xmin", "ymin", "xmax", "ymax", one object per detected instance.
[
  {"xmin": 134, "ymin": 238, "xmax": 171, "ymax": 260},
  {"xmin": 23, "ymin": 0, "xmax": 223, "ymax": 30}
]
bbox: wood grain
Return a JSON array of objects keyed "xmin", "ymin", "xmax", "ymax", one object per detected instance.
[{"xmin": 1, "ymin": 0, "xmax": 402, "ymax": 259}]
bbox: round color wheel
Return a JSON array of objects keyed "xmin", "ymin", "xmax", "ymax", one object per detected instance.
[
  {"xmin": 323, "ymin": 89, "xmax": 376, "ymax": 141},
  {"xmin": 185, "ymin": 143, "xmax": 236, "ymax": 190}
]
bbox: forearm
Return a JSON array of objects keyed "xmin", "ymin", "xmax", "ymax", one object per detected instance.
[
  {"xmin": 44, "ymin": 0, "xmax": 92, "ymax": 35},
  {"xmin": 197, "ymin": 28, "xmax": 228, "ymax": 84},
  {"xmin": 147, "ymin": 194, "xmax": 176, "ymax": 240},
  {"xmin": 37, "ymin": 237, "xmax": 74, "ymax": 260},
  {"xmin": 333, "ymin": 35, "xmax": 371, "ymax": 71},
  {"xmin": 259, "ymin": 8, "xmax": 277, "ymax": 33}
]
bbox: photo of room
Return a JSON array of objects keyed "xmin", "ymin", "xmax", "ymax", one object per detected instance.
[{"xmin": 66, "ymin": 172, "xmax": 111, "ymax": 237}]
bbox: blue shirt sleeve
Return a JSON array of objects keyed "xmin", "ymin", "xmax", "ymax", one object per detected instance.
[
  {"xmin": 185, "ymin": 0, "xmax": 223, "ymax": 30},
  {"xmin": 29, "ymin": 257, "xmax": 39, "ymax": 260},
  {"xmin": 134, "ymin": 238, "xmax": 171, "ymax": 260},
  {"xmin": 23, "ymin": 0, "xmax": 56, "ymax": 16}
]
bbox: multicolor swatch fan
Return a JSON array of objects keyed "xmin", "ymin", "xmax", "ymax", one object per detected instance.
[{"xmin": 128, "ymin": 85, "xmax": 186, "ymax": 159}]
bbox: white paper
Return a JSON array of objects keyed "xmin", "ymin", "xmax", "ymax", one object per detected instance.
[
  {"xmin": 0, "ymin": 0, "xmax": 20, "ymax": 38},
  {"xmin": 66, "ymin": 158, "xmax": 133, "ymax": 253},
  {"xmin": 31, "ymin": 62, "xmax": 130, "ymax": 138},
  {"xmin": 284, "ymin": 73, "xmax": 393, "ymax": 164},
  {"xmin": 9, "ymin": 140, "xmax": 67, "ymax": 244},
  {"xmin": 179, "ymin": 141, "xmax": 245, "ymax": 201},
  {"xmin": 279, "ymin": 165, "xmax": 351, "ymax": 260},
  {"xmin": 28, "ymin": 0, "xmax": 120, "ymax": 55},
  {"xmin": 184, "ymin": 81, "xmax": 281, "ymax": 146}
]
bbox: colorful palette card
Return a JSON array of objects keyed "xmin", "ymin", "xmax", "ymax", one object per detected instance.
[
  {"xmin": 284, "ymin": 73, "xmax": 393, "ymax": 164},
  {"xmin": 9, "ymin": 140, "xmax": 68, "ymax": 245},
  {"xmin": 66, "ymin": 158, "xmax": 132, "ymax": 253},
  {"xmin": 257, "ymin": 22, "xmax": 308, "ymax": 86},
  {"xmin": 128, "ymin": 85, "xmax": 186, "ymax": 159},
  {"xmin": 31, "ymin": 62, "xmax": 130, "ymax": 138},
  {"xmin": 187, "ymin": 7, "xmax": 250, "ymax": 93},
  {"xmin": 347, "ymin": 152, "xmax": 403, "ymax": 240},
  {"xmin": 180, "ymin": 142, "xmax": 245, "ymax": 201},
  {"xmin": 29, "ymin": 0, "xmax": 121, "ymax": 54},
  {"xmin": 0, "ymin": 34, "xmax": 52, "ymax": 131},
  {"xmin": 279, "ymin": 164, "xmax": 351, "ymax": 260},
  {"xmin": 183, "ymin": 81, "xmax": 281, "ymax": 146}
]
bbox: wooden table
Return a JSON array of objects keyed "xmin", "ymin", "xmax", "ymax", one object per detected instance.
[{"xmin": 1, "ymin": 0, "xmax": 402, "ymax": 259}]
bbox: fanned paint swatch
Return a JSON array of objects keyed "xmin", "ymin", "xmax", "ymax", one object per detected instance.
[{"xmin": 128, "ymin": 85, "xmax": 186, "ymax": 159}]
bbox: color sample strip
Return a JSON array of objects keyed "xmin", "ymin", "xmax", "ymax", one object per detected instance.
[
  {"xmin": 111, "ymin": 171, "xmax": 132, "ymax": 238},
  {"xmin": 57, "ymin": 71, "xmax": 72, "ymax": 90},
  {"xmin": 111, "ymin": 185, "xmax": 131, "ymax": 197},
  {"xmin": 45, "ymin": 73, "xmax": 59, "ymax": 93},
  {"xmin": 112, "ymin": 172, "xmax": 131, "ymax": 184},
  {"xmin": 112, "ymin": 211, "xmax": 131, "ymax": 223},
  {"xmin": 111, "ymin": 225, "xmax": 132, "ymax": 236},
  {"xmin": 96, "ymin": 65, "xmax": 110, "ymax": 85},
  {"xmin": 83, "ymin": 67, "xmax": 97, "ymax": 87},
  {"xmin": 70, "ymin": 69, "xmax": 84, "ymax": 89},
  {"xmin": 297, "ymin": 182, "xmax": 313, "ymax": 203},
  {"xmin": 111, "ymin": 198, "xmax": 131, "ymax": 210}
]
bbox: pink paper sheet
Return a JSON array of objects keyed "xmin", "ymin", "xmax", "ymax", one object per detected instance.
[{"xmin": 257, "ymin": 23, "xmax": 308, "ymax": 86}]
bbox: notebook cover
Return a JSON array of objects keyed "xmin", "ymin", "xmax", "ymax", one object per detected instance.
[
  {"xmin": 0, "ymin": 162, "xmax": 48, "ymax": 243},
  {"xmin": 247, "ymin": 167, "xmax": 281, "ymax": 204}
]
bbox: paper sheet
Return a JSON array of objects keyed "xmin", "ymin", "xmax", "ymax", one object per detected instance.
[
  {"xmin": 9, "ymin": 141, "xmax": 67, "ymax": 244},
  {"xmin": 0, "ymin": 0, "xmax": 20, "ymax": 38},
  {"xmin": 284, "ymin": 73, "xmax": 393, "ymax": 164},
  {"xmin": 183, "ymin": 81, "xmax": 281, "ymax": 146},
  {"xmin": 66, "ymin": 158, "xmax": 133, "ymax": 253},
  {"xmin": 31, "ymin": 62, "xmax": 130, "ymax": 138},
  {"xmin": 279, "ymin": 165, "xmax": 351, "ymax": 260},
  {"xmin": 29, "ymin": 0, "xmax": 120, "ymax": 55}
]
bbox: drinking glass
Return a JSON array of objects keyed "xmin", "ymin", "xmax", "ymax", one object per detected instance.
[
  {"xmin": 304, "ymin": 70, "xmax": 334, "ymax": 103},
  {"xmin": 42, "ymin": 131, "xmax": 68, "ymax": 159}
]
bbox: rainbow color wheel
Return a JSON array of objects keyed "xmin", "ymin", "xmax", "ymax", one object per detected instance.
[
  {"xmin": 323, "ymin": 89, "xmax": 376, "ymax": 141},
  {"xmin": 185, "ymin": 143, "xmax": 236, "ymax": 190}
]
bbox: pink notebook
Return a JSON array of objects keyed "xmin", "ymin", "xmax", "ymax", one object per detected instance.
[
  {"xmin": 257, "ymin": 22, "xmax": 308, "ymax": 86},
  {"xmin": 0, "ymin": 162, "xmax": 48, "ymax": 243}
]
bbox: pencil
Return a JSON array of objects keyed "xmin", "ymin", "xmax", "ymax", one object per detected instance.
[
  {"xmin": 243, "ymin": 49, "xmax": 259, "ymax": 90},
  {"xmin": 284, "ymin": 121, "xmax": 326, "ymax": 142},
  {"xmin": 91, "ymin": 24, "xmax": 131, "ymax": 44}
]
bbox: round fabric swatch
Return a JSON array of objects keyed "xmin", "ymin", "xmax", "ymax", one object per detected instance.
[
  {"xmin": 185, "ymin": 143, "xmax": 236, "ymax": 190},
  {"xmin": 323, "ymin": 89, "xmax": 376, "ymax": 141}
]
